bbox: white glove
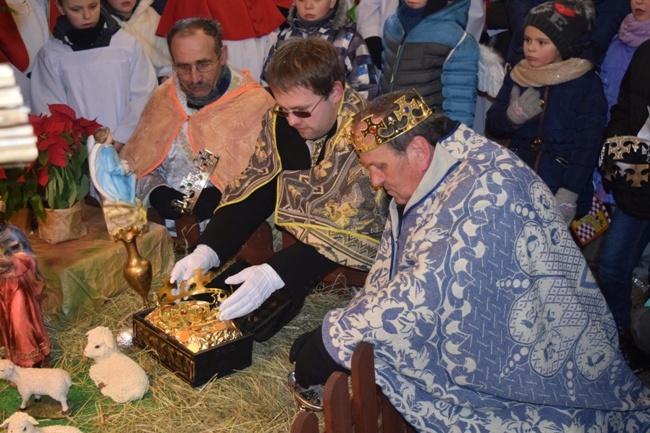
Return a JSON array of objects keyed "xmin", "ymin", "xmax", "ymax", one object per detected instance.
[
  {"xmin": 219, "ymin": 263, "xmax": 285, "ymax": 321},
  {"xmin": 169, "ymin": 244, "xmax": 219, "ymax": 284},
  {"xmin": 554, "ymin": 187, "xmax": 578, "ymax": 226}
]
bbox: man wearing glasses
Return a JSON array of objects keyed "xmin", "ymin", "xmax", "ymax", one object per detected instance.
[
  {"xmin": 171, "ymin": 37, "xmax": 389, "ymax": 342},
  {"xmin": 121, "ymin": 18, "xmax": 274, "ymax": 229}
]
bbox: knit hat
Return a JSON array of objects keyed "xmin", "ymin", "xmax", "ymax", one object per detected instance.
[{"xmin": 524, "ymin": 0, "xmax": 595, "ymax": 58}]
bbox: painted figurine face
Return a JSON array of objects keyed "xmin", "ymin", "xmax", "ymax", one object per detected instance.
[
  {"xmin": 272, "ymin": 82, "xmax": 343, "ymax": 140},
  {"xmin": 295, "ymin": 0, "xmax": 337, "ymax": 22},
  {"xmin": 55, "ymin": 0, "xmax": 101, "ymax": 29},
  {"xmin": 631, "ymin": 0, "xmax": 650, "ymax": 21},
  {"xmin": 403, "ymin": 0, "xmax": 428, "ymax": 9},
  {"xmin": 523, "ymin": 26, "xmax": 563, "ymax": 67},
  {"xmin": 171, "ymin": 31, "xmax": 227, "ymax": 99},
  {"xmin": 106, "ymin": 0, "xmax": 137, "ymax": 18}
]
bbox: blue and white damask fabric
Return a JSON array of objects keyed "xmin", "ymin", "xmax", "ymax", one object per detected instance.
[{"xmin": 323, "ymin": 124, "xmax": 650, "ymax": 432}]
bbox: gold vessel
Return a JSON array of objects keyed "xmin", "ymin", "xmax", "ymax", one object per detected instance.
[{"xmin": 115, "ymin": 225, "xmax": 152, "ymax": 307}]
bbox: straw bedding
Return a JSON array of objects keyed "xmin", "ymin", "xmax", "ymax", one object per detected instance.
[{"xmin": 1, "ymin": 281, "xmax": 351, "ymax": 433}]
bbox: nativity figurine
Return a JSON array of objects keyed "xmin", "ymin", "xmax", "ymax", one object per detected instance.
[{"xmin": 0, "ymin": 201, "xmax": 51, "ymax": 367}]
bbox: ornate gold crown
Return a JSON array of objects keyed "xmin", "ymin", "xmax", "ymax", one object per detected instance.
[
  {"xmin": 348, "ymin": 91, "xmax": 433, "ymax": 153},
  {"xmin": 156, "ymin": 269, "xmax": 228, "ymax": 308}
]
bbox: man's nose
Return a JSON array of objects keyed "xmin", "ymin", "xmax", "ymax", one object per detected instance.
[
  {"xmin": 190, "ymin": 68, "xmax": 201, "ymax": 83},
  {"xmin": 286, "ymin": 112, "xmax": 302, "ymax": 127},
  {"xmin": 369, "ymin": 168, "xmax": 384, "ymax": 188}
]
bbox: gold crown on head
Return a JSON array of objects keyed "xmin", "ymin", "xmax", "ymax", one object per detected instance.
[{"xmin": 349, "ymin": 91, "xmax": 433, "ymax": 153}]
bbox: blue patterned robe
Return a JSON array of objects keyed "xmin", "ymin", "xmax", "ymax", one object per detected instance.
[{"xmin": 323, "ymin": 124, "xmax": 650, "ymax": 432}]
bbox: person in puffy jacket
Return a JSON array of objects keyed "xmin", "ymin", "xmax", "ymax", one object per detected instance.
[
  {"xmin": 261, "ymin": 0, "xmax": 379, "ymax": 99},
  {"xmin": 380, "ymin": 0, "xmax": 479, "ymax": 127}
]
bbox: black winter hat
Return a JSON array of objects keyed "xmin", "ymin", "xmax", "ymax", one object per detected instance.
[{"xmin": 524, "ymin": 0, "xmax": 595, "ymax": 58}]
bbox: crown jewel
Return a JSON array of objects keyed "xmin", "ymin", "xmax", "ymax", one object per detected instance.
[{"xmin": 349, "ymin": 91, "xmax": 433, "ymax": 153}]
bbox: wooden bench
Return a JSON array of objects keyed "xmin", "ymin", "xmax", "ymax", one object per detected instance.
[{"xmin": 290, "ymin": 341, "xmax": 415, "ymax": 433}]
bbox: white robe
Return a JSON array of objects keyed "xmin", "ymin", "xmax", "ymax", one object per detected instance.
[
  {"xmin": 110, "ymin": 0, "xmax": 172, "ymax": 78},
  {"xmin": 30, "ymin": 29, "xmax": 157, "ymax": 144}
]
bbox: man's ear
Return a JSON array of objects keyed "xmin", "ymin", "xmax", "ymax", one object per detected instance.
[
  {"xmin": 219, "ymin": 45, "xmax": 228, "ymax": 65},
  {"xmin": 408, "ymin": 136, "xmax": 434, "ymax": 171},
  {"xmin": 329, "ymin": 81, "xmax": 344, "ymax": 104}
]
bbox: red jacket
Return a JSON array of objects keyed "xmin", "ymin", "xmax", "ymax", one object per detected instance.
[
  {"xmin": 0, "ymin": 0, "xmax": 63, "ymax": 70},
  {"xmin": 156, "ymin": 0, "xmax": 290, "ymax": 40}
]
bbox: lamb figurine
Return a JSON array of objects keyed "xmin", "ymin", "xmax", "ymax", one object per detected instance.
[
  {"xmin": 0, "ymin": 360, "xmax": 71, "ymax": 413},
  {"xmin": 83, "ymin": 326, "xmax": 148, "ymax": 403},
  {"xmin": 1, "ymin": 412, "xmax": 83, "ymax": 433}
]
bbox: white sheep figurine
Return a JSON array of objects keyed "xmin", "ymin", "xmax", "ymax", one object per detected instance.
[
  {"xmin": 0, "ymin": 360, "xmax": 71, "ymax": 413},
  {"xmin": 1, "ymin": 412, "xmax": 83, "ymax": 433},
  {"xmin": 84, "ymin": 326, "xmax": 148, "ymax": 403}
]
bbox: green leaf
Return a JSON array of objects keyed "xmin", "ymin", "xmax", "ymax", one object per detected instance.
[
  {"xmin": 55, "ymin": 167, "xmax": 64, "ymax": 194},
  {"xmin": 77, "ymin": 174, "xmax": 90, "ymax": 200},
  {"xmin": 46, "ymin": 178, "xmax": 57, "ymax": 209},
  {"xmin": 66, "ymin": 171, "xmax": 77, "ymax": 206},
  {"xmin": 79, "ymin": 143, "xmax": 88, "ymax": 163},
  {"xmin": 30, "ymin": 195, "xmax": 46, "ymax": 222}
]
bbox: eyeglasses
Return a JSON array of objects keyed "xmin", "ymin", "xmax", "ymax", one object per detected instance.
[
  {"xmin": 273, "ymin": 97, "xmax": 324, "ymax": 119},
  {"xmin": 173, "ymin": 60, "xmax": 216, "ymax": 76}
]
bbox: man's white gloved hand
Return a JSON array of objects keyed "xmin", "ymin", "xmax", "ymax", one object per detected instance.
[
  {"xmin": 506, "ymin": 87, "xmax": 543, "ymax": 125},
  {"xmin": 170, "ymin": 244, "xmax": 219, "ymax": 284},
  {"xmin": 219, "ymin": 263, "xmax": 285, "ymax": 321},
  {"xmin": 554, "ymin": 187, "xmax": 579, "ymax": 226}
]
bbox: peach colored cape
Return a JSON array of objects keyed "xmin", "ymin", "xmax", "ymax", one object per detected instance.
[{"xmin": 122, "ymin": 72, "xmax": 274, "ymax": 191}]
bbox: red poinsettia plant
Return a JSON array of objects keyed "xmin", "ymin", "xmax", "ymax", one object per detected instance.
[{"xmin": 0, "ymin": 104, "xmax": 101, "ymax": 221}]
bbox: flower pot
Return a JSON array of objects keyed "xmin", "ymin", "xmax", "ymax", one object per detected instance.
[{"xmin": 37, "ymin": 201, "xmax": 88, "ymax": 244}]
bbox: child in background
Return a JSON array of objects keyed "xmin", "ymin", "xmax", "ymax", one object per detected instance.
[
  {"xmin": 486, "ymin": 0, "xmax": 607, "ymax": 226},
  {"xmin": 505, "ymin": 0, "xmax": 629, "ymax": 66},
  {"xmin": 102, "ymin": 0, "xmax": 173, "ymax": 81},
  {"xmin": 380, "ymin": 0, "xmax": 479, "ymax": 127},
  {"xmin": 260, "ymin": 0, "xmax": 379, "ymax": 99},
  {"xmin": 601, "ymin": 0, "xmax": 650, "ymax": 116},
  {"xmin": 30, "ymin": 0, "xmax": 157, "ymax": 152}
]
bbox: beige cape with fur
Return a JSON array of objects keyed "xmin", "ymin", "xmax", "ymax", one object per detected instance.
[{"xmin": 122, "ymin": 72, "xmax": 274, "ymax": 191}]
